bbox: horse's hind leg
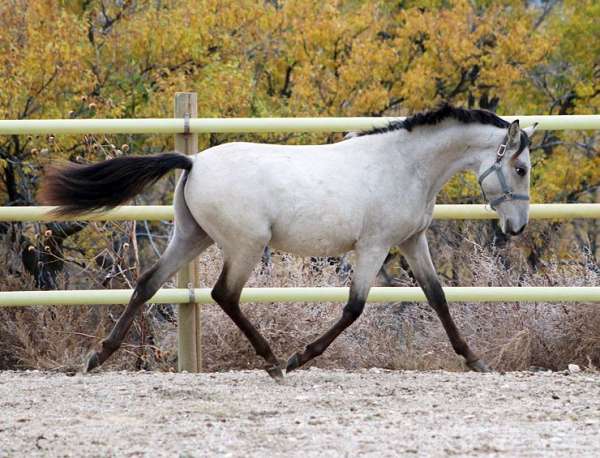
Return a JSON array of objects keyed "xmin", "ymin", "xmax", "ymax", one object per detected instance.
[
  {"xmin": 211, "ymin": 245, "xmax": 284, "ymax": 381},
  {"xmin": 85, "ymin": 226, "xmax": 213, "ymax": 372},
  {"xmin": 399, "ymin": 231, "xmax": 490, "ymax": 372},
  {"xmin": 286, "ymin": 244, "xmax": 389, "ymax": 373}
]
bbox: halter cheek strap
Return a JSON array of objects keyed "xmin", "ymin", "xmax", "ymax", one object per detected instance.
[{"xmin": 478, "ymin": 131, "xmax": 529, "ymax": 210}]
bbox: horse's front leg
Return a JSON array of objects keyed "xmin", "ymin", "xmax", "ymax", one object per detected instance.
[
  {"xmin": 286, "ymin": 244, "xmax": 389, "ymax": 373},
  {"xmin": 400, "ymin": 231, "xmax": 490, "ymax": 372}
]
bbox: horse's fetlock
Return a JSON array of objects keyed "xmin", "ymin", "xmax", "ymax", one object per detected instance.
[
  {"xmin": 453, "ymin": 340, "xmax": 471, "ymax": 358},
  {"xmin": 253, "ymin": 342, "xmax": 272, "ymax": 360},
  {"xmin": 305, "ymin": 342, "xmax": 324, "ymax": 358}
]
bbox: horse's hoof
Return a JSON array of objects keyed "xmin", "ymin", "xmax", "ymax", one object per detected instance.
[
  {"xmin": 286, "ymin": 353, "xmax": 301, "ymax": 373},
  {"xmin": 84, "ymin": 351, "xmax": 100, "ymax": 373},
  {"xmin": 265, "ymin": 364, "xmax": 284, "ymax": 382},
  {"xmin": 467, "ymin": 359, "xmax": 492, "ymax": 373}
]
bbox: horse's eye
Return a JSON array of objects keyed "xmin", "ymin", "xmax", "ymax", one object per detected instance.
[{"xmin": 515, "ymin": 166, "xmax": 527, "ymax": 177}]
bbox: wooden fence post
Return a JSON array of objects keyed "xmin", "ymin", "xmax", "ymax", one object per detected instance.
[{"xmin": 174, "ymin": 92, "xmax": 202, "ymax": 372}]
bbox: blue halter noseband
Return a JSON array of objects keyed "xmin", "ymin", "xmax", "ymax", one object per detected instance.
[{"xmin": 478, "ymin": 131, "xmax": 529, "ymax": 210}]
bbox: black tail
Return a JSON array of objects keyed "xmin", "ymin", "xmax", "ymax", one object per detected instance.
[{"xmin": 39, "ymin": 153, "xmax": 193, "ymax": 215}]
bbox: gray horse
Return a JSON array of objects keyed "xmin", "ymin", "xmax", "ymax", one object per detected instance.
[{"xmin": 41, "ymin": 105, "xmax": 537, "ymax": 379}]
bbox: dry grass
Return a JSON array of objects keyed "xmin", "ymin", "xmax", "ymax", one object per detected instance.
[{"xmin": 1, "ymin": 220, "xmax": 598, "ymax": 373}]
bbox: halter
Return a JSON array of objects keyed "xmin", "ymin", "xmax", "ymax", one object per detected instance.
[{"xmin": 478, "ymin": 131, "xmax": 529, "ymax": 210}]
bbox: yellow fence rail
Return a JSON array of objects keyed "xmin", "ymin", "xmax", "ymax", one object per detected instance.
[
  {"xmin": 1, "ymin": 287, "xmax": 599, "ymax": 307},
  {"xmin": 1, "ymin": 115, "xmax": 599, "ymax": 134},
  {"xmin": 0, "ymin": 204, "xmax": 597, "ymax": 222}
]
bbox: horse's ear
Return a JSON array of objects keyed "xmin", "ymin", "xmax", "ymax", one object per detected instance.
[
  {"xmin": 523, "ymin": 122, "xmax": 538, "ymax": 138},
  {"xmin": 507, "ymin": 120, "xmax": 520, "ymax": 145}
]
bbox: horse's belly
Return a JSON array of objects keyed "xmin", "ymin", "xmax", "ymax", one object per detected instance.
[{"xmin": 269, "ymin": 220, "xmax": 358, "ymax": 257}]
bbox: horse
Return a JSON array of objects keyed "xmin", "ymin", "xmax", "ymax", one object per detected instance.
[{"xmin": 40, "ymin": 104, "xmax": 537, "ymax": 380}]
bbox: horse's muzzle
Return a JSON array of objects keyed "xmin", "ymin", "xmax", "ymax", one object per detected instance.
[{"xmin": 505, "ymin": 221, "xmax": 527, "ymax": 236}]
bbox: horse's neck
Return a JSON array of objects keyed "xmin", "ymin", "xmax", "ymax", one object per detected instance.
[{"xmin": 390, "ymin": 122, "xmax": 504, "ymax": 202}]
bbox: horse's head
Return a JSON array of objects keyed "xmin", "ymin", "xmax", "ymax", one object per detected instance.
[{"xmin": 478, "ymin": 120, "xmax": 537, "ymax": 236}]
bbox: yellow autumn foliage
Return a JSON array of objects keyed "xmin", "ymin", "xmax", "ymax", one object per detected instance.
[{"xmin": 0, "ymin": 0, "xmax": 597, "ymax": 205}]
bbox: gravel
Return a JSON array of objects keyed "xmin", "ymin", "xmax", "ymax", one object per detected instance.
[{"xmin": 1, "ymin": 369, "xmax": 599, "ymax": 457}]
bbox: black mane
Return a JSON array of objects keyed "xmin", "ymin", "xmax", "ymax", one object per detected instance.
[{"xmin": 357, "ymin": 103, "xmax": 509, "ymax": 137}]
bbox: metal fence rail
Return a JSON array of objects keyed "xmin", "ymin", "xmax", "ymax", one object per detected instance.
[
  {"xmin": 1, "ymin": 287, "xmax": 599, "ymax": 307},
  {"xmin": 0, "ymin": 203, "xmax": 598, "ymax": 222},
  {"xmin": 0, "ymin": 115, "xmax": 599, "ymax": 135}
]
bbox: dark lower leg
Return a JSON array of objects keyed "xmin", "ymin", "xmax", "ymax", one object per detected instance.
[
  {"xmin": 287, "ymin": 297, "xmax": 365, "ymax": 372},
  {"xmin": 212, "ymin": 274, "xmax": 282, "ymax": 380},
  {"xmin": 85, "ymin": 223, "xmax": 212, "ymax": 372},
  {"xmin": 431, "ymin": 303, "xmax": 478, "ymax": 362},
  {"xmin": 85, "ymin": 265, "xmax": 158, "ymax": 372},
  {"xmin": 220, "ymin": 301, "xmax": 283, "ymax": 378},
  {"xmin": 423, "ymin": 280, "xmax": 489, "ymax": 371},
  {"xmin": 432, "ymin": 305, "xmax": 490, "ymax": 371}
]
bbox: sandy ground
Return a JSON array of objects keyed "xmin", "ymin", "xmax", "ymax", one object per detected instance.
[{"xmin": 0, "ymin": 369, "xmax": 599, "ymax": 457}]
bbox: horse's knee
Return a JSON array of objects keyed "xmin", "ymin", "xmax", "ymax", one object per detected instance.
[{"xmin": 415, "ymin": 273, "xmax": 445, "ymax": 305}]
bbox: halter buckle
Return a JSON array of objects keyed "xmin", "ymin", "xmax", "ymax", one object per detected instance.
[{"xmin": 496, "ymin": 143, "xmax": 507, "ymax": 159}]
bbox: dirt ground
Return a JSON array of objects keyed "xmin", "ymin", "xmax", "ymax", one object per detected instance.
[{"xmin": 0, "ymin": 369, "xmax": 599, "ymax": 457}]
